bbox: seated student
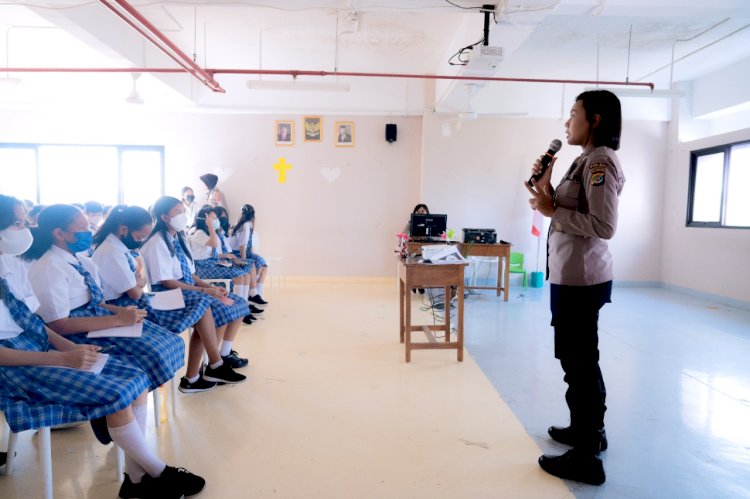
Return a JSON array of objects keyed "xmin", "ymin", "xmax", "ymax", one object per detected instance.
[
  {"xmin": 84, "ymin": 201, "xmax": 104, "ymax": 232},
  {"xmin": 230, "ymin": 204, "xmax": 268, "ymax": 305},
  {"xmin": 188, "ymin": 206, "xmax": 259, "ymax": 325},
  {"xmin": 214, "ymin": 206, "xmax": 264, "ymax": 319},
  {"xmin": 91, "ymin": 206, "xmax": 246, "ymax": 391},
  {"xmin": 26, "ymin": 204, "xmax": 45, "ymax": 228},
  {"xmin": 181, "ymin": 186, "xmax": 197, "ymax": 227},
  {"xmin": 23, "ymin": 203, "xmax": 185, "ymax": 397},
  {"xmin": 0, "ymin": 194, "xmax": 205, "ymax": 498},
  {"xmin": 404, "ymin": 203, "xmax": 430, "ymax": 235},
  {"xmin": 140, "ymin": 196, "xmax": 250, "ymax": 384}
]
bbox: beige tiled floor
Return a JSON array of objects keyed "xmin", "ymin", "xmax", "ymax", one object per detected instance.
[{"xmin": 1, "ymin": 282, "xmax": 571, "ymax": 498}]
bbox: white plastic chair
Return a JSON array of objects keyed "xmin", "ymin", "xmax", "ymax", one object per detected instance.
[{"xmin": 1, "ymin": 410, "xmax": 54, "ymax": 499}]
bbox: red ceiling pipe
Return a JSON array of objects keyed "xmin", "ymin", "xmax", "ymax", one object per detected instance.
[
  {"xmin": 97, "ymin": 0, "xmax": 225, "ymax": 93},
  {"xmin": 0, "ymin": 67, "xmax": 655, "ymax": 90}
]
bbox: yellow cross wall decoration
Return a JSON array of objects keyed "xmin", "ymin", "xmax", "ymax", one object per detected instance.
[{"xmin": 273, "ymin": 157, "xmax": 292, "ymax": 183}]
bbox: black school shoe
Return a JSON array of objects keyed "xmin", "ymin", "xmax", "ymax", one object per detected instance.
[
  {"xmin": 90, "ymin": 416, "xmax": 112, "ymax": 445},
  {"xmin": 242, "ymin": 314, "xmax": 254, "ymax": 324},
  {"xmin": 222, "ymin": 350, "xmax": 249, "ymax": 369},
  {"xmin": 203, "ymin": 362, "xmax": 246, "ymax": 384},
  {"xmin": 178, "ymin": 376, "xmax": 217, "ymax": 394},
  {"xmin": 141, "ymin": 466, "xmax": 206, "ymax": 498},
  {"xmin": 118, "ymin": 473, "xmax": 143, "ymax": 498},
  {"xmin": 248, "ymin": 294, "xmax": 268, "ymax": 305},
  {"xmin": 0, "ymin": 451, "xmax": 6, "ymax": 467},
  {"xmin": 548, "ymin": 426, "xmax": 608, "ymax": 451},
  {"xmin": 249, "ymin": 304, "xmax": 264, "ymax": 314},
  {"xmin": 538, "ymin": 448, "xmax": 606, "ymax": 485}
]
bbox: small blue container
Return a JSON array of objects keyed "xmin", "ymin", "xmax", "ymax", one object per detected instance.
[{"xmin": 530, "ymin": 271, "xmax": 544, "ymax": 288}]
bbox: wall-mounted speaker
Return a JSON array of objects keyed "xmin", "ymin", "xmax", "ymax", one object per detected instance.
[{"xmin": 385, "ymin": 123, "xmax": 397, "ymax": 143}]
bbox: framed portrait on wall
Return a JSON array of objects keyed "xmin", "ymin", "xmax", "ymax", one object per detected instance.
[
  {"xmin": 303, "ymin": 116, "xmax": 322, "ymax": 142},
  {"xmin": 275, "ymin": 121, "xmax": 294, "ymax": 146},
  {"xmin": 335, "ymin": 121, "xmax": 355, "ymax": 147}
]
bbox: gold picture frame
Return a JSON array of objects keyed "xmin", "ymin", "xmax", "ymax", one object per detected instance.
[
  {"xmin": 275, "ymin": 120, "xmax": 294, "ymax": 146},
  {"xmin": 335, "ymin": 121, "xmax": 355, "ymax": 147},
  {"xmin": 303, "ymin": 116, "xmax": 322, "ymax": 142}
]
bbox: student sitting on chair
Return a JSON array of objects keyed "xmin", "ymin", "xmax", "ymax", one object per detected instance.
[
  {"xmin": 0, "ymin": 194, "xmax": 205, "ymax": 498},
  {"xmin": 230, "ymin": 204, "xmax": 268, "ymax": 305},
  {"xmin": 140, "ymin": 197, "xmax": 250, "ymax": 382}
]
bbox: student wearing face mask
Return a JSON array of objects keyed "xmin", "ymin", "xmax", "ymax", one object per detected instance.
[
  {"xmin": 139, "ymin": 197, "xmax": 247, "ymax": 390},
  {"xmin": 22, "ymin": 204, "xmax": 185, "ymax": 406},
  {"xmin": 181, "ymin": 186, "xmax": 197, "ymax": 227},
  {"xmin": 0, "ymin": 195, "xmax": 206, "ymax": 499},
  {"xmin": 84, "ymin": 201, "xmax": 105, "ymax": 232}
]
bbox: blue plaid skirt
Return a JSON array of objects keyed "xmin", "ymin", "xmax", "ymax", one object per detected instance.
[
  {"xmin": 108, "ymin": 290, "xmax": 210, "ymax": 334},
  {"xmin": 0, "ymin": 327, "xmax": 150, "ymax": 433},
  {"xmin": 195, "ymin": 258, "xmax": 249, "ymax": 281},
  {"xmin": 67, "ymin": 304, "xmax": 185, "ymax": 391},
  {"xmin": 232, "ymin": 251, "xmax": 267, "ymax": 269},
  {"xmin": 203, "ymin": 292, "xmax": 249, "ymax": 327}
]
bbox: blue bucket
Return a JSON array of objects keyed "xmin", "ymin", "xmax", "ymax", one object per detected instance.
[{"xmin": 530, "ymin": 271, "xmax": 544, "ymax": 288}]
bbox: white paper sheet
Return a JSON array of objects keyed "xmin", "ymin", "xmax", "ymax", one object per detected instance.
[
  {"xmin": 42, "ymin": 353, "xmax": 109, "ymax": 375},
  {"xmin": 148, "ymin": 288, "xmax": 186, "ymax": 311},
  {"xmin": 87, "ymin": 322, "xmax": 143, "ymax": 338}
]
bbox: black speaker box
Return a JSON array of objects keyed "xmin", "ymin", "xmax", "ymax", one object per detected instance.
[{"xmin": 385, "ymin": 123, "xmax": 397, "ymax": 143}]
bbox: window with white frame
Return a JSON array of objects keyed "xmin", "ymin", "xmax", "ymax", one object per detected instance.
[
  {"xmin": 0, "ymin": 143, "xmax": 164, "ymax": 209},
  {"xmin": 688, "ymin": 141, "xmax": 750, "ymax": 228}
]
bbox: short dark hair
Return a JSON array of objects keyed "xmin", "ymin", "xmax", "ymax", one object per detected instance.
[
  {"xmin": 575, "ymin": 90, "xmax": 622, "ymax": 151},
  {"xmin": 84, "ymin": 200, "xmax": 104, "ymax": 214},
  {"xmin": 412, "ymin": 204, "xmax": 430, "ymax": 214},
  {"xmin": 181, "ymin": 186, "xmax": 194, "ymax": 196}
]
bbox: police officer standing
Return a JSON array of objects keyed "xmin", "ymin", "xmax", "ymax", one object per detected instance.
[{"xmin": 525, "ymin": 89, "xmax": 625, "ymax": 485}]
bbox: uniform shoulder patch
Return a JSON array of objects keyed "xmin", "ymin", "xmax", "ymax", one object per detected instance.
[
  {"xmin": 589, "ymin": 162, "xmax": 607, "ymax": 172},
  {"xmin": 591, "ymin": 171, "xmax": 605, "ymax": 186}
]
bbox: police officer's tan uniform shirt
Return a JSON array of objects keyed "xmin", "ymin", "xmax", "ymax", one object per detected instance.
[{"xmin": 548, "ymin": 145, "xmax": 625, "ymax": 286}]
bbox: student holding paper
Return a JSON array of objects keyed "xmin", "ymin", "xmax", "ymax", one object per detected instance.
[
  {"xmin": 23, "ymin": 204, "xmax": 185, "ymax": 396},
  {"xmin": 92, "ymin": 205, "xmax": 244, "ymax": 392},
  {"xmin": 140, "ymin": 196, "xmax": 248, "ymax": 390},
  {"xmin": 0, "ymin": 195, "xmax": 205, "ymax": 497}
]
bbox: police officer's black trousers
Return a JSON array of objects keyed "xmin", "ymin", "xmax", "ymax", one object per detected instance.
[{"xmin": 550, "ymin": 281, "xmax": 612, "ymax": 450}]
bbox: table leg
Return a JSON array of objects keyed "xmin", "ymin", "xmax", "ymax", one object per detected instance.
[
  {"xmin": 445, "ymin": 285, "xmax": 451, "ymax": 342},
  {"xmin": 496, "ymin": 253, "xmax": 502, "ymax": 297},
  {"xmin": 399, "ymin": 278, "xmax": 405, "ymax": 343},
  {"xmin": 405, "ymin": 278, "xmax": 411, "ymax": 363},
  {"xmin": 457, "ymin": 281, "xmax": 464, "ymax": 362},
  {"xmin": 503, "ymin": 252, "xmax": 510, "ymax": 302}
]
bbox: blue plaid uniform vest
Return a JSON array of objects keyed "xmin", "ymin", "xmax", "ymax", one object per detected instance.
[
  {"xmin": 172, "ymin": 239, "xmax": 196, "ymax": 285},
  {"xmin": 69, "ymin": 261, "xmax": 105, "ymax": 308}
]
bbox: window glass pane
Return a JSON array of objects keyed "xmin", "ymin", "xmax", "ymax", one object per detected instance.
[
  {"xmin": 725, "ymin": 143, "xmax": 750, "ymax": 227},
  {"xmin": 0, "ymin": 148, "xmax": 37, "ymax": 202},
  {"xmin": 121, "ymin": 149, "xmax": 163, "ymax": 209},
  {"xmin": 38, "ymin": 146, "xmax": 118, "ymax": 205},
  {"xmin": 692, "ymin": 152, "xmax": 724, "ymax": 223}
]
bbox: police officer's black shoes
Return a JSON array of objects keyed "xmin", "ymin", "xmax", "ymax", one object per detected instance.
[
  {"xmin": 538, "ymin": 448, "xmax": 606, "ymax": 485},
  {"xmin": 548, "ymin": 426, "xmax": 608, "ymax": 451}
]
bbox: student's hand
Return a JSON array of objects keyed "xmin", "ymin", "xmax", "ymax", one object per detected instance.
[
  {"xmin": 116, "ymin": 306, "xmax": 148, "ymax": 325},
  {"xmin": 59, "ymin": 345, "xmax": 100, "ymax": 370},
  {"xmin": 202, "ymin": 286, "xmax": 227, "ymax": 298}
]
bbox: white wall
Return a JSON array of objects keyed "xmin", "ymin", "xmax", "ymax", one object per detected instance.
[
  {"xmin": 0, "ymin": 108, "xmax": 422, "ymax": 277},
  {"xmin": 420, "ymin": 113, "xmax": 668, "ymax": 283},
  {"xmin": 662, "ymin": 125, "xmax": 750, "ymax": 304}
]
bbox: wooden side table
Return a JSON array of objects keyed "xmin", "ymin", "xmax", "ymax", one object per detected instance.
[
  {"xmin": 397, "ymin": 256, "xmax": 467, "ymax": 362},
  {"xmin": 458, "ymin": 242, "xmax": 511, "ymax": 301}
]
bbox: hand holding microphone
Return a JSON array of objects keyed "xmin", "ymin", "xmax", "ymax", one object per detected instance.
[
  {"xmin": 525, "ymin": 139, "xmax": 562, "ymax": 217},
  {"xmin": 527, "ymin": 139, "xmax": 562, "ymax": 187}
]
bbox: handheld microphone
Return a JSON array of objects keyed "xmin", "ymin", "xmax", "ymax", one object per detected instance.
[{"xmin": 527, "ymin": 139, "xmax": 562, "ymax": 186}]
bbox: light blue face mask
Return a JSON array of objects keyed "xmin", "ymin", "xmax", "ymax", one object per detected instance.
[
  {"xmin": 212, "ymin": 219, "xmax": 221, "ymax": 230},
  {"xmin": 67, "ymin": 231, "xmax": 93, "ymax": 253}
]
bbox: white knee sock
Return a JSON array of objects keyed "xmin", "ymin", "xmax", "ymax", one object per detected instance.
[
  {"xmin": 257, "ymin": 283, "xmax": 265, "ymax": 297},
  {"xmin": 133, "ymin": 403, "xmax": 148, "ymax": 436},
  {"xmin": 235, "ymin": 284, "xmax": 248, "ymax": 299},
  {"xmin": 249, "ymin": 286, "xmax": 257, "ymax": 297},
  {"xmin": 109, "ymin": 420, "xmax": 166, "ymax": 479},
  {"xmin": 220, "ymin": 340, "xmax": 233, "ymax": 357}
]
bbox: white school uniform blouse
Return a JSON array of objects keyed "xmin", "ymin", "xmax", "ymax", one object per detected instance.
[
  {"xmin": 0, "ymin": 254, "xmax": 41, "ymax": 339},
  {"xmin": 140, "ymin": 233, "xmax": 195, "ymax": 285},
  {"xmin": 92, "ymin": 234, "xmax": 138, "ymax": 302},
  {"xmin": 28, "ymin": 245, "xmax": 100, "ymax": 323},
  {"xmin": 187, "ymin": 229, "xmax": 215, "ymax": 260},
  {"xmin": 230, "ymin": 222, "xmax": 251, "ymax": 251}
]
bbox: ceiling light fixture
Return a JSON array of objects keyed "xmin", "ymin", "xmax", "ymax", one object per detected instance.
[
  {"xmin": 125, "ymin": 72, "xmax": 144, "ymax": 104},
  {"xmin": 246, "ymin": 80, "xmax": 350, "ymax": 92}
]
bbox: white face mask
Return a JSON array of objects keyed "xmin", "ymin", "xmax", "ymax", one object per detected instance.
[
  {"xmin": 212, "ymin": 219, "xmax": 221, "ymax": 230},
  {"xmin": 169, "ymin": 213, "xmax": 189, "ymax": 232},
  {"xmin": 0, "ymin": 227, "xmax": 33, "ymax": 256}
]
